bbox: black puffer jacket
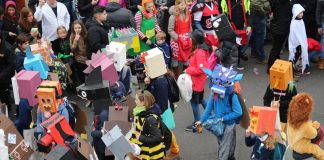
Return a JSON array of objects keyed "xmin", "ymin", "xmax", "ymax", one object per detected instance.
[
  {"xmin": 126, "ymin": 0, "xmax": 142, "ymax": 15},
  {"xmin": 86, "ymin": 18, "xmax": 110, "ymax": 58},
  {"xmin": 215, "ymin": 41, "xmax": 238, "ymax": 68},
  {"xmin": 263, "ymin": 84, "xmax": 297, "ymax": 123},
  {"xmin": 0, "ymin": 38, "xmax": 15, "ymax": 93},
  {"xmin": 138, "ymin": 104, "xmax": 163, "ymax": 146},
  {"xmin": 2, "ymin": 15, "xmax": 19, "ymax": 45},
  {"xmin": 78, "ymin": 0, "xmax": 95, "ymax": 20},
  {"xmin": 316, "ymin": 0, "xmax": 324, "ymax": 27},
  {"xmin": 106, "ymin": 2, "xmax": 136, "ymax": 28},
  {"xmin": 269, "ymin": 0, "xmax": 292, "ymax": 35}
]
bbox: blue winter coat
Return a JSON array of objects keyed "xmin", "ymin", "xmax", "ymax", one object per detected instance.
[{"xmin": 200, "ymin": 94, "xmax": 242, "ymax": 125}]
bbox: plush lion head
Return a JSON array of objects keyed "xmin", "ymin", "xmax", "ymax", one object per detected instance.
[{"xmin": 288, "ymin": 93, "xmax": 313, "ymax": 129}]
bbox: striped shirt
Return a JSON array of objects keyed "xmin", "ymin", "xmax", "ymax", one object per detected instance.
[{"xmin": 134, "ymin": 12, "xmax": 161, "ymax": 39}]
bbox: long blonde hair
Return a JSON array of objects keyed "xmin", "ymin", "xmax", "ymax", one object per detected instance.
[{"xmin": 175, "ymin": 0, "xmax": 189, "ymax": 20}]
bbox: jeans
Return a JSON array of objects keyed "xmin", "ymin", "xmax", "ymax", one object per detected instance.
[
  {"xmin": 309, "ymin": 51, "xmax": 324, "ymax": 59},
  {"xmin": 251, "ymin": 15, "xmax": 267, "ymax": 60},
  {"xmin": 190, "ymin": 99, "xmax": 207, "ymax": 122},
  {"xmin": 319, "ymin": 22, "xmax": 324, "ymax": 57}
]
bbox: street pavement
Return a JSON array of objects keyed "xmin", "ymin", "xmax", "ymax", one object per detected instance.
[{"xmin": 18, "ymin": 44, "xmax": 324, "ymax": 160}]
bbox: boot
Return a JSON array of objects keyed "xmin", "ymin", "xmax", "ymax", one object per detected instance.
[{"xmin": 318, "ymin": 58, "xmax": 324, "ymax": 70}]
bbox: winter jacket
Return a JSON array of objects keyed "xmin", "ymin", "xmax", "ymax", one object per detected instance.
[
  {"xmin": 78, "ymin": 0, "xmax": 95, "ymax": 19},
  {"xmin": 250, "ymin": 0, "xmax": 270, "ymax": 16},
  {"xmin": 2, "ymin": 14, "xmax": 18, "ymax": 45},
  {"xmin": 70, "ymin": 35, "xmax": 87, "ymax": 64},
  {"xmin": 201, "ymin": 93, "xmax": 242, "ymax": 125},
  {"xmin": 130, "ymin": 104, "xmax": 164, "ymax": 160},
  {"xmin": 263, "ymin": 84, "xmax": 297, "ymax": 123},
  {"xmin": 219, "ymin": 0, "xmax": 252, "ymax": 29},
  {"xmin": 151, "ymin": 42, "xmax": 171, "ymax": 66},
  {"xmin": 52, "ymin": 37, "xmax": 71, "ymax": 59},
  {"xmin": 147, "ymin": 75, "xmax": 169, "ymax": 113},
  {"xmin": 2, "ymin": 1, "xmax": 19, "ymax": 45},
  {"xmin": 15, "ymin": 48, "xmax": 25, "ymax": 73},
  {"xmin": 186, "ymin": 43, "xmax": 210, "ymax": 92},
  {"xmin": 316, "ymin": 0, "xmax": 324, "ymax": 27},
  {"xmin": 35, "ymin": 101, "xmax": 70, "ymax": 134},
  {"xmin": 106, "ymin": 2, "xmax": 136, "ymax": 28},
  {"xmin": 269, "ymin": 0, "xmax": 292, "ymax": 35},
  {"xmin": 245, "ymin": 135, "xmax": 286, "ymax": 160},
  {"xmin": 91, "ymin": 110, "xmax": 108, "ymax": 158},
  {"xmin": 215, "ymin": 41, "xmax": 238, "ymax": 67},
  {"xmin": 0, "ymin": 39, "xmax": 15, "ymax": 93},
  {"xmin": 34, "ymin": 2, "xmax": 70, "ymax": 41},
  {"xmin": 86, "ymin": 18, "xmax": 110, "ymax": 58},
  {"xmin": 126, "ymin": 0, "xmax": 142, "ymax": 15},
  {"xmin": 308, "ymin": 38, "xmax": 322, "ymax": 52}
]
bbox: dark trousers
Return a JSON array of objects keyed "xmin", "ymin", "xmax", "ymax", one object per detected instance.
[
  {"xmin": 0, "ymin": 89, "xmax": 11, "ymax": 112},
  {"xmin": 267, "ymin": 33, "xmax": 288, "ymax": 72}
]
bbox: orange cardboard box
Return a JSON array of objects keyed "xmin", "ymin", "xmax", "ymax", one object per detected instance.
[
  {"xmin": 249, "ymin": 106, "xmax": 277, "ymax": 135},
  {"xmin": 36, "ymin": 81, "xmax": 62, "ymax": 113},
  {"xmin": 30, "ymin": 43, "xmax": 52, "ymax": 66},
  {"xmin": 269, "ymin": 59, "xmax": 293, "ymax": 91}
]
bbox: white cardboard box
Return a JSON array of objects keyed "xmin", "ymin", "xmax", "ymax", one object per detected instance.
[
  {"xmin": 144, "ymin": 48, "xmax": 167, "ymax": 79},
  {"xmin": 106, "ymin": 42, "xmax": 127, "ymax": 72}
]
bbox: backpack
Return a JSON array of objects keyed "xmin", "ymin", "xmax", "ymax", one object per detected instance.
[
  {"xmin": 165, "ymin": 75, "xmax": 180, "ymax": 103},
  {"xmin": 228, "ymin": 93, "xmax": 250, "ymax": 129},
  {"xmin": 145, "ymin": 114, "xmax": 172, "ymax": 151}
]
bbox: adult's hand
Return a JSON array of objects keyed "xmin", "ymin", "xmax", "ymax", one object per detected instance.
[
  {"xmin": 318, "ymin": 28, "xmax": 323, "ymax": 35},
  {"xmin": 91, "ymin": 0, "xmax": 99, "ymax": 5},
  {"xmin": 246, "ymin": 27, "xmax": 252, "ymax": 35}
]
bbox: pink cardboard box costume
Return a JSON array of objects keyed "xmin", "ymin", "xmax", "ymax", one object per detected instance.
[
  {"xmin": 84, "ymin": 53, "xmax": 118, "ymax": 87},
  {"xmin": 15, "ymin": 70, "xmax": 41, "ymax": 106}
]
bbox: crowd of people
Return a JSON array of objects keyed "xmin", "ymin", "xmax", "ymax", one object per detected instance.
[{"xmin": 0, "ymin": 0, "xmax": 324, "ymax": 159}]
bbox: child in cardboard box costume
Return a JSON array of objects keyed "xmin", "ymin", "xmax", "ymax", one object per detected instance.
[
  {"xmin": 263, "ymin": 59, "xmax": 297, "ymax": 132},
  {"xmin": 35, "ymin": 81, "xmax": 71, "ymax": 138},
  {"xmin": 196, "ymin": 65, "xmax": 243, "ymax": 160}
]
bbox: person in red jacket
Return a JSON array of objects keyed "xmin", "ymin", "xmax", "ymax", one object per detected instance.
[{"xmin": 184, "ymin": 30, "xmax": 215, "ymax": 131}]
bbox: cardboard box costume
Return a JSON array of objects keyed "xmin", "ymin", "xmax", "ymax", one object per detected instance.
[
  {"xmin": 12, "ymin": 70, "xmax": 42, "ymax": 106},
  {"xmin": 249, "ymin": 106, "xmax": 277, "ymax": 135},
  {"xmin": 77, "ymin": 66, "xmax": 112, "ymax": 115},
  {"xmin": 23, "ymin": 45, "xmax": 49, "ymax": 79},
  {"xmin": 36, "ymin": 81, "xmax": 63, "ymax": 113},
  {"xmin": 106, "ymin": 42, "xmax": 127, "ymax": 72},
  {"xmin": 108, "ymin": 27, "xmax": 140, "ymax": 56},
  {"xmin": 0, "ymin": 115, "xmax": 33, "ymax": 160},
  {"xmin": 84, "ymin": 52, "xmax": 118, "ymax": 87},
  {"xmin": 270, "ymin": 59, "xmax": 293, "ymax": 91},
  {"xmin": 141, "ymin": 48, "xmax": 167, "ymax": 79},
  {"xmin": 38, "ymin": 113, "xmax": 75, "ymax": 147}
]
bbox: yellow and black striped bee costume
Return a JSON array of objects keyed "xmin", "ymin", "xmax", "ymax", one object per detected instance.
[{"xmin": 130, "ymin": 114, "xmax": 165, "ymax": 160}]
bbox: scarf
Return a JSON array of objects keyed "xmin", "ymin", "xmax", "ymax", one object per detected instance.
[
  {"xmin": 288, "ymin": 4, "xmax": 309, "ymax": 73},
  {"xmin": 133, "ymin": 106, "xmax": 146, "ymax": 117}
]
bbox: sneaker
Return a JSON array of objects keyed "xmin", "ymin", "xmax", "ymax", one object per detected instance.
[
  {"xmin": 165, "ymin": 152, "xmax": 180, "ymax": 160},
  {"xmin": 256, "ymin": 59, "xmax": 267, "ymax": 65},
  {"xmin": 236, "ymin": 65, "xmax": 245, "ymax": 71},
  {"xmin": 302, "ymin": 65, "xmax": 311, "ymax": 75},
  {"xmin": 240, "ymin": 53, "xmax": 249, "ymax": 61},
  {"xmin": 185, "ymin": 124, "xmax": 193, "ymax": 131}
]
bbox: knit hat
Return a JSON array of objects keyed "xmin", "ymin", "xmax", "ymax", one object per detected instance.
[
  {"xmin": 5, "ymin": 0, "xmax": 16, "ymax": 11},
  {"xmin": 190, "ymin": 30, "xmax": 205, "ymax": 44}
]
